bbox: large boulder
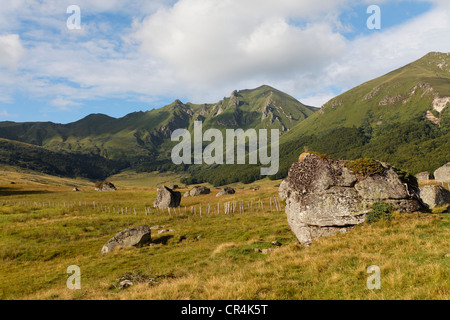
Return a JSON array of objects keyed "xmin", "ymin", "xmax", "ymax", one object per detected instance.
[
  {"xmin": 216, "ymin": 187, "xmax": 236, "ymax": 197},
  {"xmin": 419, "ymin": 185, "xmax": 450, "ymax": 209},
  {"xmin": 101, "ymin": 225, "xmax": 152, "ymax": 254},
  {"xmin": 95, "ymin": 181, "xmax": 117, "ymax": 191},
  {"xmin": 154, "ymin": 186, "xmax": 181, "ymax": 209},
  {"xmin": 186, "ymin": 186, "xmax": 210, "ymax": 197},
  {"xmin": 279, "ymin": 153, "xmax": 424, "ymax": 245},
  {"xmin": 434, "ymin": 163, "xmax": 450, "ymax": 182}
]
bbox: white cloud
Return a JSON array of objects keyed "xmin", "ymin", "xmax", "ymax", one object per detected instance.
[
  {"xmin": 0, "ymin": 34, "xmax": 24, "ymax": 69},
  {"xmin": 133, "ymin": 0, "xmax": 348, "ymax": 88},
  {"xmin": 0, "ymin": 0, "xmax": 449, "ymax": 116}
]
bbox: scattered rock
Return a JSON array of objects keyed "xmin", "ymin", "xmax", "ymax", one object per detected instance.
[
  {"xmin": 279, "ymin": 153, "xmax": 425, "ymax": 245},
  {"xmin": 95, "ymin": 181, "xmax": 117, "ymax": 192},
  {"xmin": 415, "ymin": 172, "xmax": 430, "ymax": 182},
  {"xmin": 157, "ymin": 229, "xmax": 174, "ymax": 234},
  {"xmin": 216, "ymin": 187, "xmax": 236, "ymax": 197},
  {"xmin": 261, "ymin": 248, "xmax": 275, "ymax": 255},
  {"xmin": 186, "ymin": 186, "xmax": 210, "ymax": 197},
  {"xmin": 150, "ymin": 225, "xmax": 166, "ymax": 230},
  {"xmin": 153, "ymin": 186, "xmax": 181, "ymax": 209},
  {"xmin": 254, "ymin": 248, "xmax": 262, "ymax": 253},
  {"xmin": 119, "ymin": 280, "xmax": 133, "ymax": 289},
  {"xmin": 101, "ymin": 225, "xmax": 152, "ymax": 254},
  {"xmin": 419, "ymin": 185, "xmax": 450, "ymax": 209},
  {"xmin": 271, "ymin": 241, "xmax": 282, "ymax": 247},
  {"xmin": 434, "ymin": 163, "xmax": 450, "ymax": 182},
  {"xmin": 72, "ymin": 187, "xmax": 80, "ymax": 192}
]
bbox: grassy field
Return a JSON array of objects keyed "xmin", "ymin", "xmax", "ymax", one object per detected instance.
[{"xmin": 0, "ymin": 170, "xmax": 449, "ymax": 300}]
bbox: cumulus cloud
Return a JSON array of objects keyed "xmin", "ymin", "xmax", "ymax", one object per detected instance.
[
  {"xmin": 0, "ymin": 0, "xmax": 449, "ymax": 119},
  {"xmin": 133, "ymin": 0, "xmax": 348, "ymax": 88},
  {"xmin": 0, "ymin": 34, "xmax": 24, "ymax": 69}
]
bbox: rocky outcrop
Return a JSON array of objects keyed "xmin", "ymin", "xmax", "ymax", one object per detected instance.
[
  {"xmin": 95, "ymin": 181, "xmax": 116, "ymax": 191},
  {"xmin": 185, "ymin": 186, "xmax": 210, "ymax": 197},
  {"xmin": 415, "ymin": 172, "xmax": 430, "ymax": 182},
  {"xmin": 419, "ymin": 185, "xmax": 450, "ymax": 209},
  {"xmin": 434, "ymin": 163, "xmax": 450, "ymax": 182},
  {"xmin": 153, "ymin": 186, "xmax": 181, "ymax": 209},
  {"xmin": 101, "ymin": 225, "xmax": 152, "ymax": 254},
  {"xmin": 216, "ymin": 187, "xmax": 236, "ymax": 197},
  {"xmin": 279, "ymin": 153, "xmax": 424, "ymax": 245}
]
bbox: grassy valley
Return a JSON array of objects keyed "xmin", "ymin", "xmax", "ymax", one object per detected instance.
[{"xmin": 0, "ymin": 172, "xmax": 449, "ymax": 300}]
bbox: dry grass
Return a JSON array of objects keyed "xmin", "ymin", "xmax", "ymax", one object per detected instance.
[{"xmin": 0, "ymin": 172, "xmax": 449, "ymax": 300}]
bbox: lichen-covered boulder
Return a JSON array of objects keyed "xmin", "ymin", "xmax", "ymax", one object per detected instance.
[
  {"xmin": 101, "ymin": 225, "xmax": 151, "ymax": 254},
  {"xmin": 279, "ymin": 153, "xmax": 424, "ymax": 245},
  {"xmin": 154, "ymin": 186, "xmax": 181, "ymax": 209},
  {"xmin": 419, "ymin": 185, "xmax": 450, "ymax": 209}
]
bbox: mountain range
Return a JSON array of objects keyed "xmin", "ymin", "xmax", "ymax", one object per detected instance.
[{"xmin": 0, "ymin": 52, "xmax": 449, "ymax": 185}]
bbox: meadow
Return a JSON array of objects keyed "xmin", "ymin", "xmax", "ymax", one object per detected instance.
[{"xmin": 0, "ymin": 166, "xmax": 449, "ymax": 300}]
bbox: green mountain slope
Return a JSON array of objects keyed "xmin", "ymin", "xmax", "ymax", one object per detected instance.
[
  {"xmin": 0, "ymin": 85, "xmax": 316, "ymax": 175},
  {"xmin": 0, "ymin": 138, "xmax": 128, "ymax": 180},
  {"xmin": 284, "ymin": 52, "xmax": 450, "ymax": 139},
  {"xmin": 274, "ymin": 52, "xmax": 450, "ymax": 179}
]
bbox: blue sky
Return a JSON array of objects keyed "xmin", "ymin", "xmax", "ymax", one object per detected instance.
[{"xmin": 0, "ymin": 0, "xmax": 449, "ymax": 123}]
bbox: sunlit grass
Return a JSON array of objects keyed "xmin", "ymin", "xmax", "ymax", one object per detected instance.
[{"xmin": 0, "ymin": 175, "xmax": 449, "ymax": 300}]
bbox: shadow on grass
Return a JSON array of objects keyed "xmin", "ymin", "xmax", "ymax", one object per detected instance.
[
  {"xmin": 152, "ymin": 235, "xmax": 173, "ymax": 246},
  {"xmin": 0, "ymin": 187, "xmax": 54, "ymax": 197}
]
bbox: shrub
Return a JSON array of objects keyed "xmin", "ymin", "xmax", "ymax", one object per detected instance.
[
  {"xmin": 366, "ymin": 202, "xmax": 393, "ymax": 223},
  {"xmin": 346, "ymin": 158, "xmax": 385, "ymax": 177}
]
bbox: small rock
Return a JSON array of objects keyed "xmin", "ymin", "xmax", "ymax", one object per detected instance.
[
  {"xmin": 187, "ymin": 186, "xmax": 210, "ymax": 197},
  {"xmin": 157, "ymin": 229, "xmax": 174, "ymax": 234},
  {"xmin": 216, "ymin": 187, "xmax": 236, "ymax": 197},
  {"xmin": 178, "ymin": 235, "xmax": 187, "ymax": 243},
  {"xmin": 101, "ymin": 225, "xmax": 152, "ymax": 254},
  {"xmin": 150, "ymin": 225, "xmax": 166, "ymax": 230},
  {"xmin": 261, "ymin": 248, "xmax": 274, "ymax": 255},
  {"xmin": 95, "ymin": 181, "xmax": 116, "ymax": 192},
  {"xmin": 119, "ymin": 280, "xmax": 133, "ymax": 289},
  {"xmin": 444, "ymin": 253, "xmax": 450, "ymax": 258},
  {"xmin": 72, "ymin": 187, "xmax": 80, "ymax": 192},
  {"xmin": 419, "ymin": 185, "xmax": 450, "ymax": 209},
  {"xmin": 153, "ymin": 186, "xmax": 181, "ymax": 209},
  {"xmin": 254, "ymin": 248, "xmax": 262, "ymax": 253},
  {"xmin": 272, "ymin": 241, "xmax": 282, "ymax": 247}
]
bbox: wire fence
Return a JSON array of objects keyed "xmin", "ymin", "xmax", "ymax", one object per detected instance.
[{"xmin": 1, "ymin": 195, "xmax": 285, "ymax": 217}]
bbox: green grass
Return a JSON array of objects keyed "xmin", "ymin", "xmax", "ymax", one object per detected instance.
[{"xmin": 0, "ymin": 178, "xmax": 449, "ymax": 300}]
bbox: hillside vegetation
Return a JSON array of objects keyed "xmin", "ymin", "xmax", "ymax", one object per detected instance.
[{"xmin": 0, "ymin": 53, "xmax": 449, "ymax": 185}]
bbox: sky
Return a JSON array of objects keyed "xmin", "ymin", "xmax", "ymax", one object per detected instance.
[{"xmin": 0, "ymin": 0, "xmax": 449, "ymax": 124}]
